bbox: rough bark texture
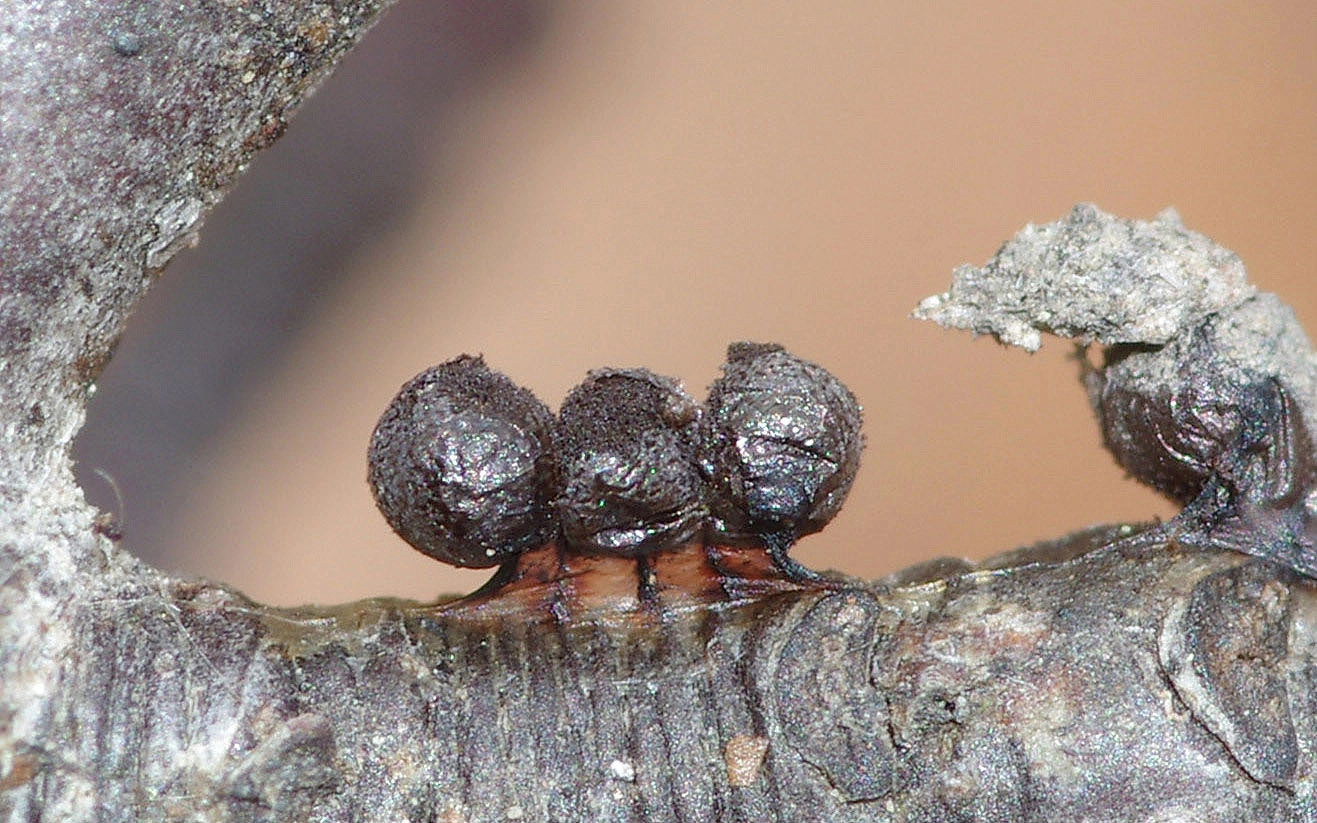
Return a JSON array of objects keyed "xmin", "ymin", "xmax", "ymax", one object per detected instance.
[
  {"xmin": 14, "ymin": 529, "xmax": 1317, "ymax": 822},
  {"xmin": 4, "ymin": 5, "xmax": 1317, "ymax": 822}
]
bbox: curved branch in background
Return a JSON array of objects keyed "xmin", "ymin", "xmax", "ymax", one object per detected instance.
[
  {"xmin": 2, "ymin": 0, "xmax": 1316, "ymax": 816},
  {"xmin": 1, "ymin": 0, "xmax": 393, "ymax": 494}
]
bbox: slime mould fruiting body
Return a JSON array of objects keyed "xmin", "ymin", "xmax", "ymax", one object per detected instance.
[{"xmin": 367, "ymin": 343, "xmax": 864, "ymax": 621}]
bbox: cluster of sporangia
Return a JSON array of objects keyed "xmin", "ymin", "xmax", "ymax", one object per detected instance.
[{"xmin": 367, "ymin": 343, "xmax": 863, "ymax": 586}]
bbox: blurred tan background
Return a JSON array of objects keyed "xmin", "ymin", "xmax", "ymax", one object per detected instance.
[{"xmin": 75, "ymin": 1, "xmax": 1317, "ymax": 606}]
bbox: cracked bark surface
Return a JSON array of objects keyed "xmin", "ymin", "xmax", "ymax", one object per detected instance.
[{"xmin": 3, "ymin": 4, "xmax": 1317, "ymax": 821}]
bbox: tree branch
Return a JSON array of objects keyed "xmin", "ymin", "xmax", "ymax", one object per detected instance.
[{"xmin": 3, "ymin": 5, "xmax": 1315, "ymax": 822}]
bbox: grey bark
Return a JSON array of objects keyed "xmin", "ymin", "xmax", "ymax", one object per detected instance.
[{"xmin": 3, "ymin": 4, "xmax": 1317, "ymax": 822}]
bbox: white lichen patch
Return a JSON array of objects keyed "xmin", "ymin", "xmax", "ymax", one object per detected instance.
[
  {"xmin": 608, "ymin": 759, "xmax": 636, "ymax": 782},
  {"xmin": 914, "ymin": 203, "xmax": 1254, "ymax": 352}
]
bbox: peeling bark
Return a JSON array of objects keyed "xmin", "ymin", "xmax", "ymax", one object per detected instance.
[{"xmin": 3, "ymin": 5, "xmax": 1317, "ymax": 822}]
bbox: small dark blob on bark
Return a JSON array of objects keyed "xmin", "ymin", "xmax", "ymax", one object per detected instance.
[
  {"xmin": 702, "ymin": 342, "xmax": 864, "ymax": 552},
  {"xmin": 556, "ymin": 369, "xmax": 705, "ymax": 556},
  {"xmin": 367, "ymin": 355, "xmax": 557, "ymax": 568},
  {"xmin": 110, "ymin": 31, "xmax": 143, "ymax": 57}
]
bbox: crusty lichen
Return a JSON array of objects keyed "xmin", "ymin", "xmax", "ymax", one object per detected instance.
[{"xmin": 913, "ymin": 203, "xmax": 1254, "ymax": 352}]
